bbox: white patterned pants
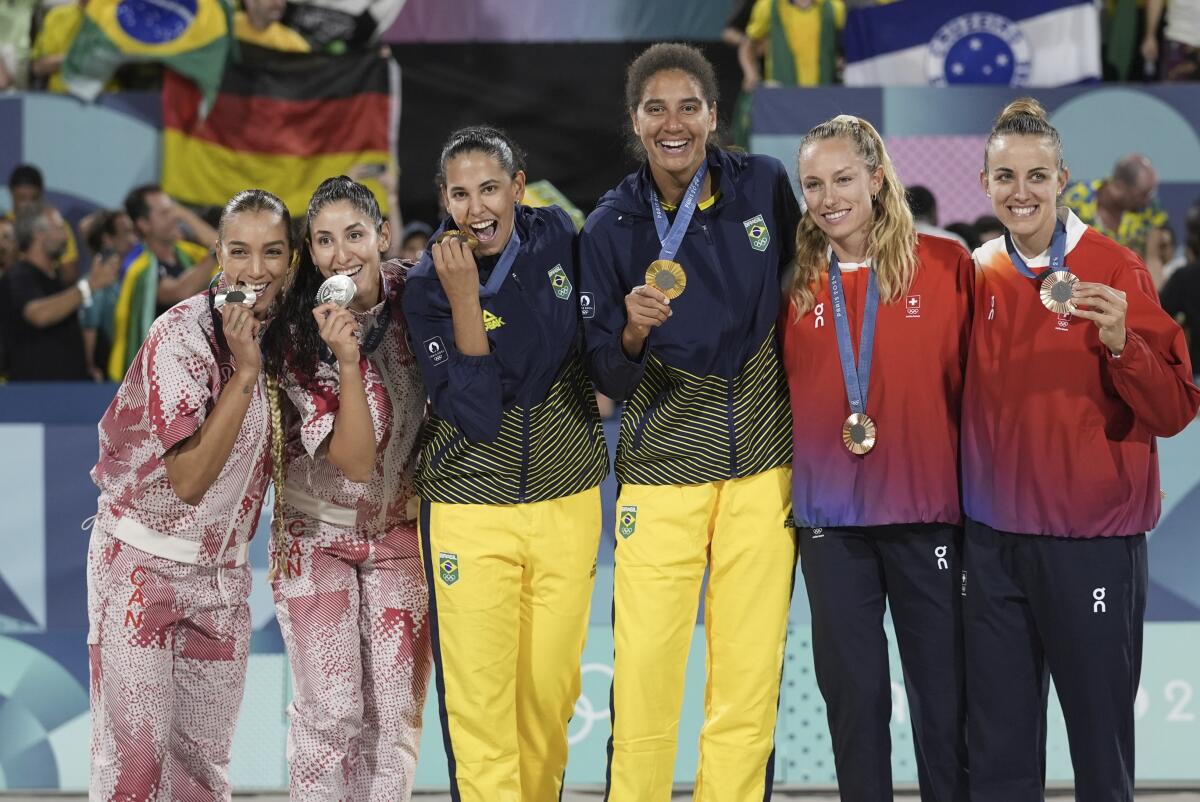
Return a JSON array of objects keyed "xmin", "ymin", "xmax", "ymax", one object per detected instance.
[
  {"xmin": 87, "ymin": 528, "xmax": 251, "ymax": 802},
  {"xmin": 272, "ymin": 505, "xmax": 432, "ymax": 801}
]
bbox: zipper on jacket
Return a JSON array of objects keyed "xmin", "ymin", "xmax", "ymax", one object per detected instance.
[
  {"xmin": 512, "ymin": 269, "xmax": 532, "ymax": 502},
  {"xmin": 701, "ymin": 218, "xmax": 740, "ymax": 474},
  {"xmin": 519, "ymin": 406, "xmax": 531, "ymax": 502},
  {"xmin": 726, "ymin": 381, "xmax": 737, "ymax": 477}
]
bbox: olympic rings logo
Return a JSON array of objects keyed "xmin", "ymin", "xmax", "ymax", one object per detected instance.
[{"xmin": 568, "ymin": 662, "xmax": 613, "ymax": 745}]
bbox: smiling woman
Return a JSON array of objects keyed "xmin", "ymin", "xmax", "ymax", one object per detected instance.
[
  {"xmin": 85, "ymin": 189, "xmax": 292, "ymax": 801},
  {"xmin": 217, "ymin": 210, "xmax": 290, "ymax": 317},
  {"xmin": 963, "ymin": 98, "xmax": 1200, "ymax": 802},
  {"xmin": 402, "ymin": 124, "xmax": 609, "ymax": 802},
  {"xmin": 579, "ymin": 42, "xmax": 802, "ymax": 802},
  {"xmin": 259, "ymin": 175, "xmax": 432, "ymax": 801},
  {"xmin": 781, "ymin": 115, "xmax": 973, "ymax": 801},
  {"xmin": 435, "ymin": 129, "xmax": 526, "ymax": 257}
]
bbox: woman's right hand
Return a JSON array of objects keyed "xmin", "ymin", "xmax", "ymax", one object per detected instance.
[
  {"xmin": 221, "ymin": 303, "xmax": 262, "ymax": 375},
  {"xmin": 313, "ymin": 302, "xmax": 361, "ymax": 366},
  {"xmin": 621, "ymin": 284, "xmax": 671, "ymax": 358},
  {"xmin": 432, "ymin": 236, "xmax": 482, "ymax": 307}
]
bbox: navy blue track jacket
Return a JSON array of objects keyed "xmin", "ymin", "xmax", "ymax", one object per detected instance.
[
  {"xmin": 404, "ymin": 204, "xmax": 608, "ymax": 504},
  {"xmin": 580, "ymin": 148, "xmax": 801, "ymax": 486}
]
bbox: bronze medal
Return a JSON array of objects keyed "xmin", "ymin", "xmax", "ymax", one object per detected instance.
[
  {"xmin": 1039, "ymin": 270, "xmax": 1078, "ymax": 315},
  {"xmin": 842, "ymin": 413, "xmax": 877, "ymax": 455},
  {"xmin": 645, "ymin": 259, "xmax": 687, "ymax": 300},
  {"xmin": 436, "ymin": 229, "xmax": 480, "ymax": 249}
]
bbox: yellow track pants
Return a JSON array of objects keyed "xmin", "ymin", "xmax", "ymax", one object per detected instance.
[
  {"xmin": 607, "ymin": 466, "xmax": 796, "ymax": 801},
  {"xmin": 420, "ymin": 487, "xmax": 601, "ymax": 801}
]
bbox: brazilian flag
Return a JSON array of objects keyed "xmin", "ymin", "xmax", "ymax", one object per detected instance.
[
  {"xmin": 64, "ymin": 0, "xmax": 233, "ymax": 108},
  {"xmin": 523, "ymin": 180, "xmax": 584, "ymax": 231},
  {"xmin": 106, "ymin": 240, "xmax": 212, "ymax": 381}
]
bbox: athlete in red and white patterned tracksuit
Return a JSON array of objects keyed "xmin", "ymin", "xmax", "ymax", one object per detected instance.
[
  {"xmin": 87, "ymin": 191, "xmax": 291, "ymax": 801},
  {"xmin": 267, "ymin": 180, "xmax": 431, "ymax": 801}
]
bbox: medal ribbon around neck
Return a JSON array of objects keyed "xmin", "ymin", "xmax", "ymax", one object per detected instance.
[
  {"xmin": 828, "ymin": 254, "xmax": 879, "ymax": 421},
  {"xmin": 359, "ymin": 288, "xmax": 391, "ymax": 357},
  {"xmin": 649, "ymin": 160, "xmax": 708, "ymax": 262},
  {"xmin": 478, "ymin": 208, "xmax": 522, "ymax": 299},
  {"xmin": 1004, "ymin": 218, "xmax": 1078, "ymax": 313},
  {"xmin": 1005, "ymin": 217, "xmax": 1067, "ymax": 279}
]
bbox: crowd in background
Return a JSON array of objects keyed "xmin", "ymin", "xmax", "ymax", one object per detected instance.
[
  {"xmin": 2, "ymin": 0, "xmax": 1200, "ymax": 384},
  {"xmin": 0, "ymin": 0, "xmax": 384, "ymax": 92},
  {"xmin": 1, "ymin": 1, "xmax": 1196, "ymax": 94},
  {"xmin": 0, "ymin": 161, "xmax": 434, "ymax": 382},
  {"xmin": 6, "ymin": 148, "xmax": 1199, "ymax": 384}
]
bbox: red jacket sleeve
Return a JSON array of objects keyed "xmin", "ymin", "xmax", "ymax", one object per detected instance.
[{"xmin": 1106, "ymin": 259, "xmax": 1200, "ymax": 437}]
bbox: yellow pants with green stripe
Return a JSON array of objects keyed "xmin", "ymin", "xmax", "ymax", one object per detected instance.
[
  {"xmin": 419, "ymin": 487, "xmax": 600, "ymax": 802},
  {"xmin": 607, "ymin": 465, "xmax": 796, "ymax": 801}
]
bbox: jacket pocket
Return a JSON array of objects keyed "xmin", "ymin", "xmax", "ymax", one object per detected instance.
[{"xmin": 629, "ymin": 384, "xmax": 671, "ymax": 453}]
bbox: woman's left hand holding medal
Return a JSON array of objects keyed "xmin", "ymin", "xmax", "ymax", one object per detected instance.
[
  {"xmin": 1069, "ymin": 281, "xmax": 1128, "ymax": 355},
  {"xmin": 313, "ymin": 302, "xmax": 361, "ymax": 366},
  {"xmin": 432, "ymin": 236, "xmax": 481, "ymax": 308}
]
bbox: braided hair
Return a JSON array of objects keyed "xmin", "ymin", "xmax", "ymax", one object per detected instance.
[{"xmin": 214, "ymin": 189, "xmax": 296, "ymax": 581}]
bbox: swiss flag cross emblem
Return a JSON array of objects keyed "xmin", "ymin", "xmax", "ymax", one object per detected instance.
[{"xmin": 906, "ymin": 295, "xmax": 921, "ymax": 317}]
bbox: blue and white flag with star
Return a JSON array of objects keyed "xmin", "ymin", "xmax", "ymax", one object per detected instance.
[{"xmin": 842, "ymin": 0, "xmax": 1100, "ymax": 87}]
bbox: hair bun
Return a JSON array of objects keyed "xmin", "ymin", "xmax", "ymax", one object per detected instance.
[{"xmin": 996, "ymin": 97, "xmax": 1049, "ymax": 127}]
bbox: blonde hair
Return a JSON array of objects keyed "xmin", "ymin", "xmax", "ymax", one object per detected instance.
[
  {"xmin": 790, "ymin": 115, "xmax": 917, "ymax": 316},
  {"xmin": 984, "ymin": 97, "xmax": 1064, "ymax": 172},
  {"xmin": 266, "ymin": 374, "xmax": 286, "ymax": 581}
]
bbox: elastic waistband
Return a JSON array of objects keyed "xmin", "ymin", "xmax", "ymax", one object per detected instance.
[
  {"xmin": 282, "ymin": 485, "xmax": 358, "ymax": 527},
  {"xmin": 112, "ymin": 516, "xmax": 250, "ymax": 567}
]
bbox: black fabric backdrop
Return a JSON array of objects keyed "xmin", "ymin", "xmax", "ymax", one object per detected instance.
[{"xmin": 389, "ymin": 41, "xmax": 743, "ymax": 227}]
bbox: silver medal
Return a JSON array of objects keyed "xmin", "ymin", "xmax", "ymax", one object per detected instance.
[
  {"xmin": 213, "ymin": 283, "xmax": 258, "ymax": 309},
  {"xmin": 316, "ymin": 274, "xmax": 357, "ymax": 308}
]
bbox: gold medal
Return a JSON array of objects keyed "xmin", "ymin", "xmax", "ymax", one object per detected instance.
[
  {"xmin": 645, "ymin": 259, "xmax": 687, "ymax": 299},
  {"xmin": 436, "ymin": 229, "xmax": 479, "ymax": 249},
  {"xmin": 1039, "ymin": 271, "xmax": 1078, "ymax": 314},
  {"xmin": 842, "ymin": 413, "xmax": 877, "ymax": 455}
]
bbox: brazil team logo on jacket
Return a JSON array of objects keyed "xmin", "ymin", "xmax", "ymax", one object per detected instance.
[
  {"xmin": 548, "ymin": 264, "xmax": 573, "ymax": 300},
  {"xmin": 439, "ymin": 552, "xmax": 460, "ymax": 586},
  {"xmin": 744, "ymin": 214, "xmax": 770, "ymax": 252},
  {"xmin": 618, "ymin": 505, "xmax": 638, "ymax": 538}
]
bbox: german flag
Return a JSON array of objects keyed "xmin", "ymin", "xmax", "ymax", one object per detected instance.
[
  {"xmin": 162, "ymin": 46, "xmax": 397, "ymax": 216},
  {"xmin": 64, "ymin": 0, "xmax": 233, "ymax": 105}
]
